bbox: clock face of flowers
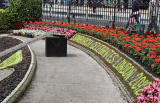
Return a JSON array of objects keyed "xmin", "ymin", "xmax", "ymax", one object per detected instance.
[
  {"xmin": 0, "ymin": 50, "xmax": 23, "ymax": 82},
  {"xmin": 0, "ymin": 37, "xmax": 32, "ymax": 102}
]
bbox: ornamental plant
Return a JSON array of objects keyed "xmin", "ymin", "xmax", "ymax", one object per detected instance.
[
  {"xmin": 23, "ymin": 25, "xmax": 77, "ymax": 38},
  {"xmin": 24, "ymin": 21, "xmax": 160, "ymax": 74},
  {"xmin": 137, "ymin": 78, "xmax": 160, "ymax": 103},
  {"xmin": 13, "ymin": 29, "xmax": 45, "ymax": 37},
  {"xmin": 7, "ymin": 0, "xmax": 42, "ymax": 22},
  {"xmin": 0, "ymin": 0, "xmax": 42, "ymax": 30},
  {"xmin": 0, "ymin": 25, "xmax": 9, "ymax": 33}
]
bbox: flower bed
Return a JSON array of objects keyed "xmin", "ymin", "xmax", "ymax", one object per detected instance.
[
  {"xmin": 70, "ymin": 33, "xmax": 154, "ymax": 101},
  {"xmin": 24, "ymin": 21, "xmax": 160, "ymax": 103},
  {"xmin": 13, "ymin": 25, "xmax": 77, "ymax": 39},
  {"xmin": 25, "ymin": 21, "xmax": 160, "ymax": 74},
  {"xmin": 137, "ymin": 78, "xmax": 160, "ymax": 103},
  {"xmin": 0, "ymin": 37, "xmax": 32, "ymax": 102},
  {"xmin": 13, "ymin": 29, "xmax": 45, "ymax": 38},
  {"xmin": 0, "ymin": 25, "xmax": 9, "ymax": 34}
]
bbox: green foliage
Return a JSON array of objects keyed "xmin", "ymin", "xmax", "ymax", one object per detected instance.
[
  {"xmin": 0, "ymin": 0, "xmax": 42, "ymax": 28},
  {"xmin": 0, "ymin": 9, "xmax": 5, "ymax": 13}
]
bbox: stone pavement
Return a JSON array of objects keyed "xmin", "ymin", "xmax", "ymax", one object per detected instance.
[{"xmin": 15, "ymin": 36, "xmax": 128, "ymax": 103}]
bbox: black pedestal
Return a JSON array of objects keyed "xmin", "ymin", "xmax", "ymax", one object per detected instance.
[{"xmin": 45, "ymin": 35, "xmax": 67, "ymax": 57}]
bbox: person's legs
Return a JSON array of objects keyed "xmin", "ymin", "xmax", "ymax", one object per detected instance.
[
  {"xmin": 125, "ymin": 15, "xmax": 132, "ymax": 29},
  {"xmin": 93, "ymin": 6, "xmax": 96, "ymax": 13},
  {"xmin": 153, "ymin": 17, "xmax": 159, "ymax": 34},
  {"xmin": 147, "ymin": 19, "xmax": 153, "ymax": 32},
  {"xmin": 125, "ymin": 19, "xmax": 130, "ymax": 29},
  {"xmin": 135, "ymin": 14, "xmax": 139, "ymax": 24}
]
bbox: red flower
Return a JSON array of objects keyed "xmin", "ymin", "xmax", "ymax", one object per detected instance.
[
  {"xmin": 103, "ymin": 33, "xmax": 107, "ymax": 36},
  {"xmin": 150, "ymin": 51, "xmax": 156, "ymax": 55},
  {"xmin": 152, "ymin": 45, "xmax": 157, "ymax": 51},
  {"xmin": 155, "ymin": 58, "xmax": 160, "ymax": 63},
  {"xmin": 132, "ymin": 40, "xmax": 135, "ymax": 43},
  {"xmin": 29, "ymin": 21, "xmax": 33, "ymax": 24},
  {"xmin": 124, "ymin": 44, "xmax": 129, "ymax": 47},
  {"xmin": 25, "ymin": 21, "xmax": 28, "ymax": 24},
  {"xmin": 136, "ymin": 47, "xmax": 142, "ymax": 51},
  {"xmin": 150, "ymin": 55, "xmax": 156, "ymax": 58},
  {"xmin": 142, "ymin": 45, "xmax": 146, "ymax": 48},
  {"xmin": 122, "ymin": 37, "xmax": 126, "ymax": 40},
  {"xmin": 132, "ymin": 45, "xmax": 136, "ymax": 48},
  {"xmin": 141, "ymin": 42, "xmax": 146, "ymax": 45},
  {"xmin": 135, "ymin": 43, "xmax": 141, "ymax": 47},
  {"xmin": 157, "ymin": 55, "xmax": 160, "ymax": 58},
  {"xmin": 155, "ymin": 43, "xmax": 160, "ymax": 48},
  {"xmin": 114, "ymin": 36, "xmax": 118, "ymax": 39},
  {"xmin": 147, "ymin": 43, "xmax": 151, "ymax": 47},
  {"xmin": 48, "ymin": 22, "xmax": 53, "ymax": 24},
  {"xmin": 125, "ymin": 39, "xmax": 130, "ymax": 42},
  {"xmin": 135, "ymin": 38, "xmax": 141, "ymax": 41},
  {"xmin": 156, "ymin": 37, "xmax": 160, "ymax": 40},
  {"xmin": 140, "ymin": 35, "xmax": 143, "ymax": 38}
]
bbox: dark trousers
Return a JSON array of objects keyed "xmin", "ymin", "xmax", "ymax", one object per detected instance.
[
  {"xmin": 93, "ymin": 7, "xmax": 96, "ymax": 13},
  {"xmin": 125, "ymin": 14, "xmax": 139, "ymax": 29},
  {"xmin": 147, "ymin": 16, "xmax": 159, "ymax": 34}
]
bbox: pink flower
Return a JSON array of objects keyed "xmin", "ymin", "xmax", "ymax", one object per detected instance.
[
  {"xmin": 147, "ymin": 95, "xmax": 153, "ymax": 100},
  {"xmin": 155, "ymin": 78, "xmax": 160, "ymax": 83},
  {"xmin": 137, "ymin": 94, "xmax": 145, "ymax": 102},
  {"xmin": 137, "ymin": 79, "xmax": 160, "ymax": 103},
  {"xmin": 153, "ymin": 96, "xmax": 158, "ymax": 102}
]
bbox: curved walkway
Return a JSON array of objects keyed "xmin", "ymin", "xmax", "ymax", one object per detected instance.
[{"xmin": 16, "ymin": 36, "xmax": 128, "ymax": 103}]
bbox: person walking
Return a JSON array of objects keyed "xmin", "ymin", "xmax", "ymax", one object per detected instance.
[
  {"xmin": 146, "ymin": 0, "xmax": 160, "ymax": 34},
  {"xmin": 123, "ymin": 0, "xmax": 128, "ymax": 11},
  {"xmin": 87, "ymin": 0, "xmax": 91, "ymax": 7},
  {"xmin": 92, "ymin": 0, "xmax": 98, "ymax": 13},
  {"xmin": 117, "ymin": 0, "xmax": 121, "ymax": 11},
  {"xmin": 125, "ymin": 0, "xmax": 141, "ymax": 29},
  {"xmin": 49, "ymin": 0, "xmax": 54, "ymax": 6}
]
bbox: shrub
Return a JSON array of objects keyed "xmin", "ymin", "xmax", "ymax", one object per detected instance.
[{"xmin": 0, "ymin": 0, "xmax": 42, "ymax": 29}]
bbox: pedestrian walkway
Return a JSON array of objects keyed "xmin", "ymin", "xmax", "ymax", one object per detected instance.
[{"xmin": 16, "ymin": 36, "xmax": 128, "ymax": 103}]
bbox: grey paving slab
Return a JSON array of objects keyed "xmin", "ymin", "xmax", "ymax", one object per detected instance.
[{"xmin": 14, "ymin": 36, "xmax": 128, "ymax": 103}]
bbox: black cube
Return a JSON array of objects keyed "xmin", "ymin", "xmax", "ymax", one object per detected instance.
[{"xmin": 45, "ymin": 35, "xmax": 67, "ymax": 57}]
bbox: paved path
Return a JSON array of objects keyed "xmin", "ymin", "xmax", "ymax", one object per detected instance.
[{"xmin": 16, "ymin": 36, "xmax": 128, "ymax": 103}]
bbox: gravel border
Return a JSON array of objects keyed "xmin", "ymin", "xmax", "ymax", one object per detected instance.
[{"xmin": 1, "ymin": 37, "xmax": 37, "ymax": 103}]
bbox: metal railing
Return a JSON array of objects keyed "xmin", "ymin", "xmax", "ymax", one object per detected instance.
[{"xmin": 42, "ymin": 1, "xmax": 160, "ymax": 29}]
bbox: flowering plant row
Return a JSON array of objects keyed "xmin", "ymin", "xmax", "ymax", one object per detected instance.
[
  {"xmin": 13, "ymin": 29, "xmax": 45, "ymax": 38},
  {"xmin": 70, "ymin": 33, "xmax": 160, "ymax": 103},
  {"xmin": 0, "ymin": 25, "xmax": 9, "ymax": 33},
  {"xmin": 137, "ymin": 78, "xmax": 160, "ymax": 103},
  {"xmin": 24, "ymin": 25, "xmax": 77, "ymax": 39},
  {"xmin": 71, "ymin": 34, "xmax": 153, "ymax": 98},
  {"xmin": 25, "ymin": 21, "xmax": 160, "ymax": 75}
]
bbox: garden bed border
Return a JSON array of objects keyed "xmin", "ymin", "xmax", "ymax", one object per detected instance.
[
  {"xmin": 68, "ymin": 40, "xmax": 134, "ymax": 103},
  {"xmin": 69, "ymin": 33, "xmax": 156, "ymax": 103},
  {"xmin": 1, "ymin": 37, "xmax": 37, "ymax": 103}
]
